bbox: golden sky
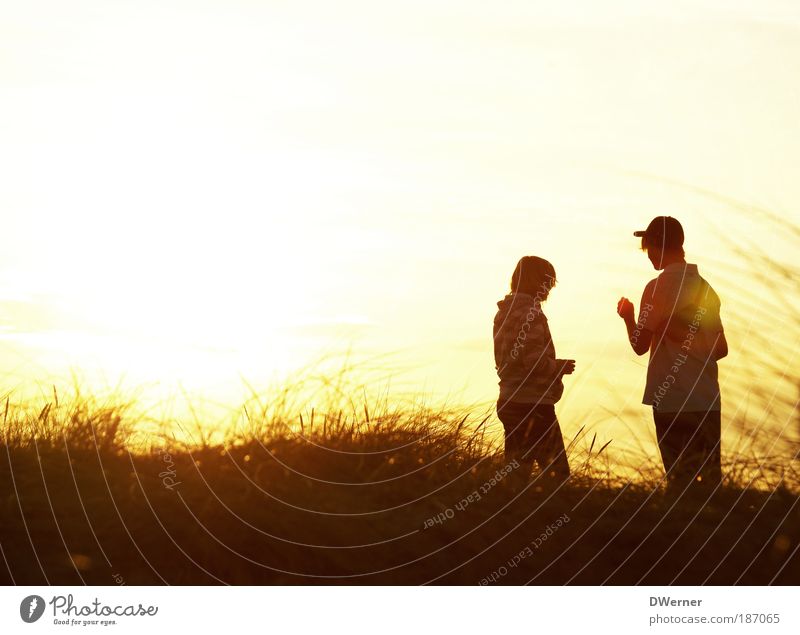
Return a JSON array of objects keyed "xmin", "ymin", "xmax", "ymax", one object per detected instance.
[{"xmin": 1, "ymin": 1, "xmax": 798, "ymax": 459}]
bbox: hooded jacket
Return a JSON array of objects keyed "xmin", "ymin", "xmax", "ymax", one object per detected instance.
[{"xmin": 493, "ymin": 292, "xmax": 564, "ymax": 405}]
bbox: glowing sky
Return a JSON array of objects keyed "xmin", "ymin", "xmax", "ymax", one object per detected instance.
[{"xmin": 1, "ymin": 1, "xmax": 798, "ymax": 460}]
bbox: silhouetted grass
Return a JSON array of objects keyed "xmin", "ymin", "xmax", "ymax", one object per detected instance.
[{"xmin": 0, "ymin": 383, "xmax": 797, "ymax": 585}]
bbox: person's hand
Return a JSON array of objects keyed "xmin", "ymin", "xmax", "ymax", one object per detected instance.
[
  {"xmin": 617, "ymin": 297, "xmax": 635, "ymax": 322},
  {"xmin": 559, "ymin": 359, "xmax": 576, "ymax": 375}
]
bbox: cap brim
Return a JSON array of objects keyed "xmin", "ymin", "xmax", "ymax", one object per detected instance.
[{"xmin": 633, "ymin": 230, "xmax": 647, "ymax": 237}]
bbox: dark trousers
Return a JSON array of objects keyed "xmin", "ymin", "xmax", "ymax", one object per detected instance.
[
  {"xmin": 653, "ymin": 409, "xmax": 721, "ymax": 488},
  {"xmin": 497, "ymin": 401, "xmax": 570, "ymax": 479}
]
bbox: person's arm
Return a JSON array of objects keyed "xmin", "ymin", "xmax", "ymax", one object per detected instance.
[
  {"xmin": 520, "ymin": 319, "xmax": 576, "ymax": 377},
  {"xmin": 617, "ymin": 297, "xmax": 652, "ymax": 356}
]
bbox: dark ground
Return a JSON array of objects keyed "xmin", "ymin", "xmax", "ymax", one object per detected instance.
[{"xmin": 1, "ymin": 438, "xmax": 797, "ymax": 585}]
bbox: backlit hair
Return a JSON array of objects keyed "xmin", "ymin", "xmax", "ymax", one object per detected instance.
[
  {"xmin": 641, "ymin": 235, "xmax": 685, "ymax": 257},
  {"xmin": 510, "ymin": 256, "xmax": 557, "ymax": 297}
]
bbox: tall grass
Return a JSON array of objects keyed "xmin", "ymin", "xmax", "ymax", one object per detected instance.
[{"xmin": 0, "ymin": 370, "xmax": 797, "ymax": 585}]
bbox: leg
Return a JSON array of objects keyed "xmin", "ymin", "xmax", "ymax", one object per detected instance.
[
  {"xmin": 497, "ymin": 401, "xmax": 535, "ymax": 479},
  {"xmin": 529, "ymin": 405, "xmax": 570, "ymax": 479},
  {"xmin": 683, "ymin": 410, "xmax": 722, "ymax": 488},
  {"xmin": 654, "ymin": 410, "xmax": 721, "ymax": 489},
  {"xmin": 653, "ymin": 410, "xmax": 693, "ymax": 488}
]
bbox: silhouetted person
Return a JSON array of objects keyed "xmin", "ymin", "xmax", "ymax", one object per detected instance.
[
  {"xmin": 494, "ymin": 256, "xmax": 575, "ymax": 483},
  {"xmin": 617, "ymin": 216, "xmax": 728, "ymax": 489}
]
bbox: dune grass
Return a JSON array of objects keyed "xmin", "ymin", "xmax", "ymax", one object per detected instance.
[{"xmin": 0, "ymin": 381, "xmax": 798, "ymax": 586}]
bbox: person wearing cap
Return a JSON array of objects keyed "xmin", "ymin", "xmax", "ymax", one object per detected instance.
[{"xmin": 616, "ymin": 216, "xmax": 728, "ymax": 489}]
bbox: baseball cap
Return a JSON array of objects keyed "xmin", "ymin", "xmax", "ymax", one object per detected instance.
[{"xmin": 633, "ymin": 216, "xmax": 684, "ymax": 250}]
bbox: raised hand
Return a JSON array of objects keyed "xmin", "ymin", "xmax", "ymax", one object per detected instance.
[{"xmin": 617, "ymin": 297, "xmax": 635, "ymax": 322}]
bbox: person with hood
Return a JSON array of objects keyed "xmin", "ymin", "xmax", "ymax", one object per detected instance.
[{"xmin": 493, "ymin": 255, "xmax": 576, "ymax": 482}]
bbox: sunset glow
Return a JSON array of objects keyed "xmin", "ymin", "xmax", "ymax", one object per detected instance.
[{"xmin": 1, "ymin": 1, "xmax": 798, "ymax": 462}]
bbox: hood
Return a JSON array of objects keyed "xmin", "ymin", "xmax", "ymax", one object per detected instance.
[{"xmin": 496, "ymin": 292, "xmax": 541, "ymax": 314}]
